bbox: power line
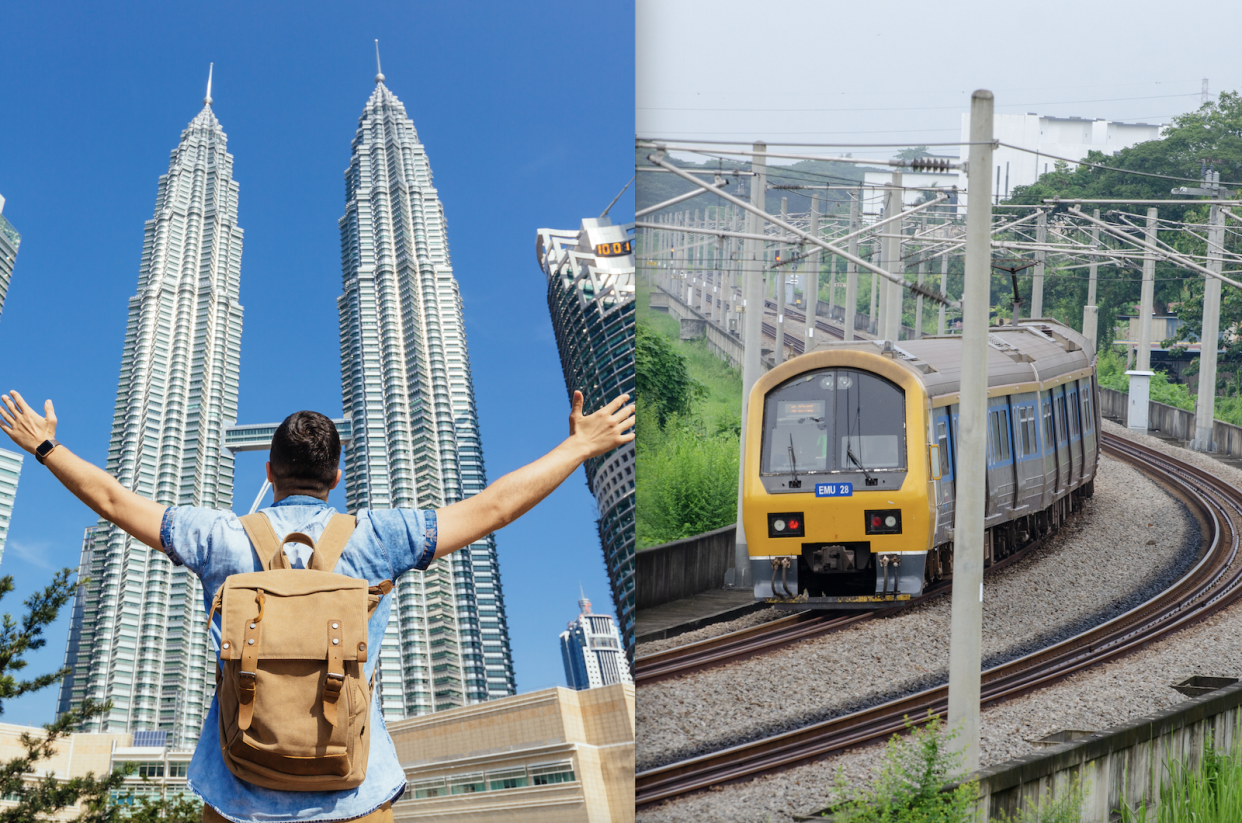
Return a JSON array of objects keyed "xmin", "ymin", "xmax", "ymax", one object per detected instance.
[{"xmin": 638, "ymin": 93, "xmax": 1198, "ymax": 114}]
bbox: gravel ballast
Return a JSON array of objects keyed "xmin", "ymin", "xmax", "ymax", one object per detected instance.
[
  {"xmin": 636, "ymin": 420, "xmax": 1242, "ymax": 822},
  {"xmin": 638, "ymin": 448, "xmax": 1198, "ymax": 772},
  {"xmin": 637, "ymin": 607, "xmax": 790, "ymax": 656}
]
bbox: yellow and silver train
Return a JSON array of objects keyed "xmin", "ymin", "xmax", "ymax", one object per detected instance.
[{"xmin": 744, "ymin": 319, "xmax": 1100, "ymax": 607}]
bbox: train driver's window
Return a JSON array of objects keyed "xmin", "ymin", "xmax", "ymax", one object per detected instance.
[{"xmin": 760, "ymin": 368, "xmax": 905, "ymax": 474}]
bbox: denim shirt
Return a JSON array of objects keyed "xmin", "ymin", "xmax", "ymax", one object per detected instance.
[{"xmin": 160, "ymin": 495, "xmax": 438, "ymax": 823}]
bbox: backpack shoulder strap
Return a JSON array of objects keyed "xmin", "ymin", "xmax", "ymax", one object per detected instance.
[
  {"xmin": 311, "ymin": 514, "xmax": 357, "ymax": 573},
  {"xmin": 239, "ymin": 513, "xmax": 285, "ymax": 570}
]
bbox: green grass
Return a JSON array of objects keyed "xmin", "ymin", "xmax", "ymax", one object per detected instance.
[
  {"xmin": 636, "ymin": 281, "xmax": 743, "ymax": 548},
  {"xmin": 1119, "ymin": 733, "xmax": 1242, "ymax": 822}
]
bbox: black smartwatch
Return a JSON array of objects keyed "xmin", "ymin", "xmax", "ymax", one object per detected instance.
[{"xmin": 35, "ymin": 439, "xmax": 60, "ymax": 465}]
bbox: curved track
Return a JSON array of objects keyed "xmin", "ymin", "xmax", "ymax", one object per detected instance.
[
  {"xmin": 635, "ymin": 524, "xmax": 1055, "ymax": 685},
  {"xmin": 637, "ymin": 434, "xmax": 1235, "ymax": 809}
]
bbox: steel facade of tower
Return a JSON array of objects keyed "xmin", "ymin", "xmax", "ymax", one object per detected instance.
[
  {"xmin": 536, "ymin": 219, "xmax": 636, "ymax": 651},
  {"xmin": 559, "ymin": 593, "xmax": 631, "ymax": 690},
  {"xmin": 59, "ymin": 99, "xmax": 243, "ymax": 743},
  {"xmin": 0, "ymin": 194, "xmax": 20, "ymax": 320},
  {"xmin": 0, "ymin": 448, "xmax": 22, "ymax": 562},
  {"xmin": 337, "ymin": 75, "xmax": 514, "ymax": 717}
]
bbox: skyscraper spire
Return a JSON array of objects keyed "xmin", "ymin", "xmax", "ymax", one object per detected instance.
[
  {"xmin": 374, "ymin": 40, "xmax": 384, "ymax": 84},
  {"xmin": 204, "ymin": 62, "xmax": 213, "ymax": 107}
]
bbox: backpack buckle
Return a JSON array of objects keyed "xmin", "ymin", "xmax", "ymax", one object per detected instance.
[
  {"xmin": 238, "ymin": 670, "xmax": 257, "ymax": 700},
  {"xmin": 324, "ymin": 672, "xmax": 345, "ymax": 696}
]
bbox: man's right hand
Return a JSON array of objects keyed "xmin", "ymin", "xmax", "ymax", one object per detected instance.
[
  {"xmin": 566, "ymin": 391, "xmax": 636, "ymax": 462},
  {"xmin": 0, "ymin": 390, "xmax": 57, "ymax": 456}
]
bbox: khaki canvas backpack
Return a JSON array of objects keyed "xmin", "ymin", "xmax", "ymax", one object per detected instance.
[{"xmin": 208, "ymin": 512, "xmax": 392, "ymax": 791}]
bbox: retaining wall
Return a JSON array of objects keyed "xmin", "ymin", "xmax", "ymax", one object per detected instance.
[
  {"xmin": 636, "ymin": 524, "xmax": 738, "ymax": 610},
  {"xmin": 1099, "ymin": 386, "xmax": 1242, "ymax": 457},
  {"xmin": 963, "ymin": 681, "xmax": 1242, "ymax": 821}
]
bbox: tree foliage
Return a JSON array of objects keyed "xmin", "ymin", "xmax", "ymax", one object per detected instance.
[
  {"xmin": 636, "ymin": 323, "xmax": 703, "ymax": 426},
  {"xmin": 0, "ymin": 570, "xmax": 201, "ymax": 823},
  {"xmin": 1006, "ymin": 91, "xmax": 1242, "ymax": 388}
]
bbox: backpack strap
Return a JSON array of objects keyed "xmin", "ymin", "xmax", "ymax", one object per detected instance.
[
  {"xmin": 239, "ymin": 513, "xmax": 288, "ymax": 570},
  {"xmin": 311, "ymin": 514, "xmax": 357, "ymax": 573}
]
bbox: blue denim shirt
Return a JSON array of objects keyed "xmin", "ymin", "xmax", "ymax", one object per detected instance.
[{"xmin": 160, "ymin": 496, "xmax": 438, "ymax": 823}]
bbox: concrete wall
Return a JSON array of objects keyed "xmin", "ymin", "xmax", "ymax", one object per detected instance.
[
  {"xmin": 1100, "ymin": 386, "xmax": 1242, "ymax": 457},
  {"xmin": 964, "ymin": 682, "xmax": 1242, "ymax": 822},
  {"xmin": 660, "ymin": 287, "xmax": 745, "ymax": 369},
  {"xmin": 637, "ymin": 524, "xmax": 737, "ymax": 610}
]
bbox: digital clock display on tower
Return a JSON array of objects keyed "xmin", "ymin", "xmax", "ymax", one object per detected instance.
[{"xmin": 594, "ymin": 240, "xmax": 632, "ymax": 258}]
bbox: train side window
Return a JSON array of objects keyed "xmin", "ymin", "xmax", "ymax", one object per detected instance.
[
  {"xmin": 937, "ymin": 421, "xmax": 951, "ymax": 477},
  {"xmin": 1056, "ymin": 396, "xmax": 1067, "ymax": 443},
  {"xmin": 1042, "ymin": 397, "xmax": 1053, "ymax": 451},
  {"xmin": 1082, "ymin": 392, "xmax": 1093, "ymax": 432},
  {"xmin": 1001, "ymin": 411, "xmax": 1011, "ymax": 461},
  {"xmin": 1068, "ymin": 391, "xmax": 1079, "ymax": 437},
  {"xmin": 1020, "ymin": 407, "xmax": 1033, "ymax": 457}
]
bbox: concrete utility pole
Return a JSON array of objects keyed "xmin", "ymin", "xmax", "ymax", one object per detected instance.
[
  {"xmin": 845, "ymin": 189, "xmax": 861, "ymax": 340},
  {"xmin": 1128, "ymin": 208, "xmax": 1159, "ymax": 431},
  {"xmin": 938, "ymin": 250, "xmax": 949, "ymax": 335},
  {"xmin": 1083, "ymin": 211, "xmax": 1100, "ymax": 354},
  {"xmin": 1030, "ymin": 210, "xmax": 1047, "ymax": 318},
  {"xmin": 915, "ymin": 217, "xmax": 926, "ymax": 338},
  {"xmin": 880, "ymin": 173, "xmax": 904, "ymax": 340},
  {"xmin": 806, "ymin": 194, "xmax": 821, "ymax": 350},
  {"xmin": 732, "ymin": 142, "xmax": 767, "ymax": 588},
  {"xmin": 948, "ymin": 89, "xmax": 994, "ymax": 777},
  {"xmin": 1194, "ymin": 200, "xmax": 1226, "ymax": 452},
  {"xmin": 775, "ymin": 197, "xmax": 788, "ymax": 365}
]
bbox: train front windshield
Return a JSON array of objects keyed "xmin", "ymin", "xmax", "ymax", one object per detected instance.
[{"xmin": 761, "ymin": 369, "xmax": 906, "ymax": 476}]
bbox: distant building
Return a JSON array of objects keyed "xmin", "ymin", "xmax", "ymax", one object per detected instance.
[
  {"xmin": 536, "ymin": 218, "xmax": 636, "ymax": 653},
  {"xmin": 0, "ymin": 193, "xmax": 20, "ymax": 320},
  {"xmin": 0, "ymin": 449, "xmax": 21, "ymax": 563},
  {"xmin": 560, "ymin": 592, "xmax": 631, "ymax": 690},
  {"xmin": 960, "ymin": 113, "xmax": 1162, "ymax": 205}
]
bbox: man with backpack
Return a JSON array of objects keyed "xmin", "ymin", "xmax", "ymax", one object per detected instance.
[{"xmin": 0, "ymin": 388, "xmax": 635, "ymax": 823}]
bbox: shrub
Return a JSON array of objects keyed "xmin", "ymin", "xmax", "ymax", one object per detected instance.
[{"xmin": 636, "ymin": 416, "xmax": 739, "ymax": 547}]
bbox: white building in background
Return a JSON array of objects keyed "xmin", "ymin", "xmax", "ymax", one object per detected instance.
[
  {"xmin": 58, "ymin": 78, "xmax": 243, "ymax": 743},
  {"xmin": 337, "ymin": 67, "xmax": 514, "ymax": 716},
  {"xmin": 0, "ymin": 193, "xmax": 20, "ymax": 320},
  {"xmin": 560, "ymin": 592, "xmax": 630, "ymax": 690},
  {"xmin": 0, "ymin": 449, "xmax": 22, "ymax": 563},
  {"xmin": 959, "ymin": 113, "xmax": 1162, "ymax": 205}
]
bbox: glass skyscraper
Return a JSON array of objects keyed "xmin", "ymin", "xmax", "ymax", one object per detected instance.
[
  {"xmin": 0, "ymin": 194, "xmax": 24, "ymax": 564},
  {"xmin": 0, "ymin": 193, "xmax": 20, "ymax": 320},
  {"xmin": 337, "ymin": 68, "xmax": 514, "ymax": 716},
  {"xmin": 560, "ymin": 591, "xmax": 631, "ymax": 690},
  {"xmin": 536, "ymin": 218, "xmax": 636, "ymax": 651},
  {"xmin": 0, "ymin": 448, "xmax": 22, "ymax": 563},
  {"xmin": 58, "ymin": 86, "xmax": 243, "ymax": 742}
]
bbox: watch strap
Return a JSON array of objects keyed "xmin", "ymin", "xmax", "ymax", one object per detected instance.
[{"xmin": 35, "ymin": 439, "xmax": 60, "ymax": 465}]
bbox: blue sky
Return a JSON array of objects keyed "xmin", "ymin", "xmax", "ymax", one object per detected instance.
[{"xmin": 0, "ymin": 0, "xmax": 634, "ymax": 723}]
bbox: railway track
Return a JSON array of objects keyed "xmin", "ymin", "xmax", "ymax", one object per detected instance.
[
  {"xmin": 635, "ymin": 520, "xmax": 1057, "ymax": 685},
  {"xmin": 636, "ymin": 434, "xmax": 1236, "ymax": 808}
]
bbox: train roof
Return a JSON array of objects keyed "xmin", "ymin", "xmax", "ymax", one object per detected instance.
[{"xmin": 814, "ymin": 319, "xmax": 1094, "ymax": 399}]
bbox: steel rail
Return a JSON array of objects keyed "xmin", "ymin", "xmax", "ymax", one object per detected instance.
[
  {"xmin": 637, "ymin": 434, "xmax": 1241, "ymax": 808},
  {"xmin": 636, "ymin": 498, "xmax": 1065, "ymax": 685}
]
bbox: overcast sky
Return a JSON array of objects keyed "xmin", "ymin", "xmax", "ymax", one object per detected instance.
[{"xmin": 638, "ymin": 0, "xmax": 1242, "ymax": 160}]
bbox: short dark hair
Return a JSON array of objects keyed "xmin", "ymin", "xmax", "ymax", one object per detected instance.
[{"xmin": 269, "ymin": 411, "xmax": 341, "ymax": 496}]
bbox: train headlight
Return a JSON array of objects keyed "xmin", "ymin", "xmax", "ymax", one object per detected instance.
[
  {"xmin": 865, "ymin": 509, "xmax": 902, "ymax": 535},
  {"xmin": 768, "ymin": 512, "xmax": 805, "ymax": 538}
]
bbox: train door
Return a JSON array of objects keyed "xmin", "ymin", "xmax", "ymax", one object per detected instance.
[
  {"xmin": 934, "ymin": 407, "xmax": 956, "ymax": 544},
  {"xmin": 1053, "ymin": 386, "xmax": 1070, "ymax": 493},
  {"xmin": 985, "ymin": 398, "xmax": 1015, "ymax": 523},
  {"xmin": 1079, "ymin": 378, "xmax": 1097, "ymax": 481},
  {"xmin": 1066, "ymin": 382, "xmax": 1082, "ymax": 488},
  {"xmin": 1041, "ymin": 391, "xmax": 1058, "ymax": 504},
  {"xmin": 1012, "ymin": 394, "xmax": 1041, "ymax": 513}
]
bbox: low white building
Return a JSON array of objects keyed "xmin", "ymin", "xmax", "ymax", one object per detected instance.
[{"xmin": 959, "ymin": 113, "xmax": 1162, "ymax": 206}]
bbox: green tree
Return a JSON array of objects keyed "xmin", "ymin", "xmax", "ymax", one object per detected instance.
[
  {"xmin": 636, "ymin": 324, "xmax": 703, "ymax": 426},
  {"xmin": 0, "ymin": 570, "xmax": 140, "ymax": 823}
]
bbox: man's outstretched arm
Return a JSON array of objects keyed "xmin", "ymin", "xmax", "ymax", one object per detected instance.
[
  {"xmin": 0, "ymin": 391, "xmax": 166, "ymax": 550},
  {"xmin": 432, "ymin": 391, "xmax": 635, "ymax": 559}
]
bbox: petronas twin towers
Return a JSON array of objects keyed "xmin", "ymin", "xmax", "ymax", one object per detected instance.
[{"xmin": 57, "ymin": 66, "xmax": 514, "ymax": 740}]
